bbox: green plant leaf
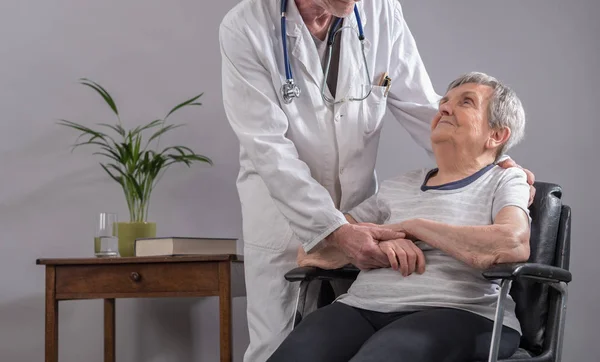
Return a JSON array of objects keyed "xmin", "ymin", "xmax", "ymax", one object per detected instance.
[
  {"xmin": 105, "ymin": 163, "xmax": 126, "ymax": 178},
  {"xmin": 124, "ymin": 174, "xmax": 144, "ymax": 201},
  {"xmin": 76, "ymin": 133, "xmax": 108, "ymax": 146},
  {"xmin": 111, "ymin": 142, "xmax": 129, "ymax": 166},
  {"xmin": 72, "ymin": 140, "xmax": 109, "ymax": 152},
  {"xmin": 122, "ymin": 142, "xmax": 133, "ymax": 162},
  {"xmin": 139, "ymin": 151, "xmax": 155, "ymax": 174},
  {"xmin": 100, "ymin": 163, "xmax": 123, "ymax": 185},
  {"xmin": 165, "ymin": 153, "xmax": 213, "ymax": 168},
  {"xmin": 133, "ymin": 135, "xmax": 142, "ymax": 163},
  {"xmin": 160, "ymin": 145, "xmax": 214, "ymax": 167},
  {"xmin": 57, "ymin": 119, "xmax": 106, "ymax": 137},
  {"xmin": 185, "ymin": 154, "xmax": 213, "ymax": 165},
  {"xmin": 160, "ymin": 145, "xmax": 188, "ymax": 156},
  {"xmin": 79, "ymin": 78, "xmax": 119, "ymax": 116},
  {"xmin": 98, "ymin": 123, "xmax": 126, "ymax": 137},
  {"xmin": 146, "ymin": 124, "xmax": 183, "ymax": 145},
  {"xmin": 105, "ymin": 163, "xmax": 144, "ymax": 201},
  {"xmin": 57, "ymin": 119, "xmax": 113, "ymax": 147},
  {"xmin": 130, "ymin": 119, "xmax": 163, "ymax": 137},
  {"xmin": 164, "ymin": 93, "xmax": 203, "ymax": 119},
  {"xmin": 93, "ymin": 151, "xmax": 121, "ymax": 163}
]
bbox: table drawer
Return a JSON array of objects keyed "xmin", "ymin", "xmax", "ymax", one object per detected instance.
[{"xmin": 55, "ymin": 262, "xmax": 219, "ymax": 297}]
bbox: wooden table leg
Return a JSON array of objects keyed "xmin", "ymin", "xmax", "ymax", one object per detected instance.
[
  {"xmin": 104, "ymin": 299, "xmax": 115, "ymax": 362},
  {"xmin": 218, "ymin": 262, "xmax": 232, "ymax": 362},
  {"xmin": 45, "ymin": 266, "xmax": 58, "ymax": 362}
]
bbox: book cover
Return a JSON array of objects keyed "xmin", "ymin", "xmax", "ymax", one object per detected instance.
[{"xmin": 134, "ymin": 237, "xmax": 238, "ymax": 257}]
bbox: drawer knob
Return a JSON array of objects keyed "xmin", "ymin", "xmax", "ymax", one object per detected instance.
[{"xmin": 130, "ymin": 272, "xmax": 142, "ymax": 282}]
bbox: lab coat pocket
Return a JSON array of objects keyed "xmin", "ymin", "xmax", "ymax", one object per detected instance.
[
  {"xmin": 360, "ymin": 85, "xmax": 388, "ymax": 134},
  {"xmin": 239, "ymin": 178, "xmax": 296, "ymax": 253},
  {"xmin": 244, "ymin": 219, "xmax": 294, "ymax": 253}
]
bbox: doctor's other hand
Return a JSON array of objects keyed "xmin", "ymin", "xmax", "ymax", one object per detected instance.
[
  {"xmin": 379, "ymin": 239, "xmax": 426, "ymax": 277},
  {"xmin": 497, "ymin": 158, "xmax": 536, "ymax": 206},
  {"xmin": 325, "ymin": 224, "xmax": 405, "ymax": 270}
]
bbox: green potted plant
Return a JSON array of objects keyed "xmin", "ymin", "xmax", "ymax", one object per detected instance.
[{"xmin": 59, "ymin": 78, "xmax": 213, "ymax": 257}]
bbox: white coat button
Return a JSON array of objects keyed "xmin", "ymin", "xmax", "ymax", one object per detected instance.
[
  {"xmin": 335, "ymin": 114, "xmax": 343, "ymax": 122},
  {"xmin": 340, "ymin": 168, "xmax": 345, "ymax": 175}
]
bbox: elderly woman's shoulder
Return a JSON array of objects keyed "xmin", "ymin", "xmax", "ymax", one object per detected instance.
[{"xmin": 489, "ymin": 165, "xmax": 528, "ymax": 185}]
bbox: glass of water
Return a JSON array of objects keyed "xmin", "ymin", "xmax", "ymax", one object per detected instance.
[{"xmin": 94, "ymin": 212, "xmax": 119, "ymax": 257}]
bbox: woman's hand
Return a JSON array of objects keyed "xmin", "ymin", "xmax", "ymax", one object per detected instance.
[
  {"xmin": 377, "ymin": 222, "xmax": 417, "ymax": 241},
  {"xmin": 379, "ymin": 238, "xmax": 426, "ymax": 277}
]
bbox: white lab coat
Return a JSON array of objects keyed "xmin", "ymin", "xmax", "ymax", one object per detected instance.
[{"xmin": 219, "ymin": 0, "xmax": 440, "ymax": 360}]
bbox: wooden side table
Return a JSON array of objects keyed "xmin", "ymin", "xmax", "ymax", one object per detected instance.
[{"xmin": 36, "ymin": 254, "xmax": 244, "ymax": 362}]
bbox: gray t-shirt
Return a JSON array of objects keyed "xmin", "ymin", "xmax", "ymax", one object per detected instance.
[{"xmin": 337, "ymin": 164, "xmax": 531, "ymax": 334}]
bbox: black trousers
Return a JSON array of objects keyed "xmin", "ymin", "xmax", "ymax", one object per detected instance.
[{"xmin": 267, "ymin": 302, "xmax": 521, "ymax": 362}]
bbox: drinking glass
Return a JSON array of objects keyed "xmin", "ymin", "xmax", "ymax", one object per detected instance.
[{"xmin": 94, "ymin": 212, "xmax": 119, "ymax": 257}]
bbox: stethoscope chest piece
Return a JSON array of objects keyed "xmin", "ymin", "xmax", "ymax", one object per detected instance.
[{"xmin": 281, "ymin": 79, "xmax": 301, "ymax": 104}]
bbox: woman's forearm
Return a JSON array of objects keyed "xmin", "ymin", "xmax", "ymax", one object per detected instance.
[{"xmin": 399, "ymin": 215, "xmax": 530, "ymax": 269}]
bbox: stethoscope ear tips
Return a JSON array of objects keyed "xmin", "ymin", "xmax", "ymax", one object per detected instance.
[{"xmin": 281, "ymin": 80, "xmax": 301, "ymax": 104}]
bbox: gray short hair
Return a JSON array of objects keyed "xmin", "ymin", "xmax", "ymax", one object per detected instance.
[{"xmin": 446, "ymin": 72, "xmax": 526, "ymax": 160}]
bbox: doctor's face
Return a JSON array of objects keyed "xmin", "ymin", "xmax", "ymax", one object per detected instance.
[{"xmin": 312, "ymin": 0, "xmax": 361, "ymax": 17}]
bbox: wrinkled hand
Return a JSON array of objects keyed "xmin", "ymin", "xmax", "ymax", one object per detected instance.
[
  {"xmin": 377, "ymin": 222, "xmax": 416, "ymax": 241},
  {"xmin": 497, "ymin": 158, "xmax": 536, "ymax": 206},
  {"xmin": 326, "ymin": 223, "xmax": 405, "ymax": 270},
  {"xmin": 379, "ymin": 238, "xmax": 426, "ymax": 276}
]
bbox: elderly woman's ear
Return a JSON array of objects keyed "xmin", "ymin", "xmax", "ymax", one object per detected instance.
[{"xmin": 487, "ymin": 127, "xmax": 511, "ymax": 150}]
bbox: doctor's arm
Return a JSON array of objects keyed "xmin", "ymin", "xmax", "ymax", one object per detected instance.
[
  {"xmin": 219, "ymin": 23, "xmax": 401, "ymax": 268},
  {"xmin": 384, "ymin": 2, "xmax": 440, "ymax": 160}
]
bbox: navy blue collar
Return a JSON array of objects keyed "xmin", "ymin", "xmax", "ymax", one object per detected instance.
[{"xmin": 421, "ymin": 164, "xmax": 495, "ymax": 191}]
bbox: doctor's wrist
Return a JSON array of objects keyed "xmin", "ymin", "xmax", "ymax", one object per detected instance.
[{"xmin": 325, "ymin": 223, "xmax": 350, "ymax": 245}]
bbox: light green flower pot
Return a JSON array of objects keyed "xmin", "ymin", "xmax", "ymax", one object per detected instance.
[{"xmin": 117, "ymin": 222, "xmax": 156, "ymax": 257}]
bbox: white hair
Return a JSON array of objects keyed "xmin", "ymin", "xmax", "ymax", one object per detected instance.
[{"xmin": 446, "ymin": 72, "xmax": 526, "ymax": 160}]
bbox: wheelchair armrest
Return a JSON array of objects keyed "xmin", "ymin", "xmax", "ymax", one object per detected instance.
[
  {"xmin": 284, "ymin": 265, "xmax": 360, "ymax": 282},
  {"xmin": 482, "ymin": 262, "xmax": 572, "ymax": 283}
]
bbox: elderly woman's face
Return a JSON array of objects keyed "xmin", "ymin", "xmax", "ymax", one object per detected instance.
[
  {"xmin": 312, "ymin": 0, "xmax": 360, "ymax": 17},
  {"xmin": 430, "ymin": 83, "xmax": 495, "ymax": 154}
]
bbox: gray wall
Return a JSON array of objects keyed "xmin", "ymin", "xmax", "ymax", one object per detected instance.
[{"xmin": 0, "ymin": 0, "xmax": 597, "ymax": 361}]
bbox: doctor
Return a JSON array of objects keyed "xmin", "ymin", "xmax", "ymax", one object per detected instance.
[{"xmin": 219, "ymin": 0, "xmax": 534, "ymax": 361}]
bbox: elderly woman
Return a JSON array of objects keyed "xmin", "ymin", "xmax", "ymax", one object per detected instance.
[{"xmin": 267, "ymin": 72, "xmax": 531, "ymax": 362}]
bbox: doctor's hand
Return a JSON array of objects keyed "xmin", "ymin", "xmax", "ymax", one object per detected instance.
[
  {"xmin": 325, "ymin": 223, "xmax": 405, "ymax": 270},
  {"xmin": 497, "ymin": 158, "xmax": 536, "ymax": 206}
]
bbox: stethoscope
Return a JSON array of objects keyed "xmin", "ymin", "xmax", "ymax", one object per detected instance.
[{"xmin": 280, "ymin": 0, "xmax": 372, "ymax": 104}]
